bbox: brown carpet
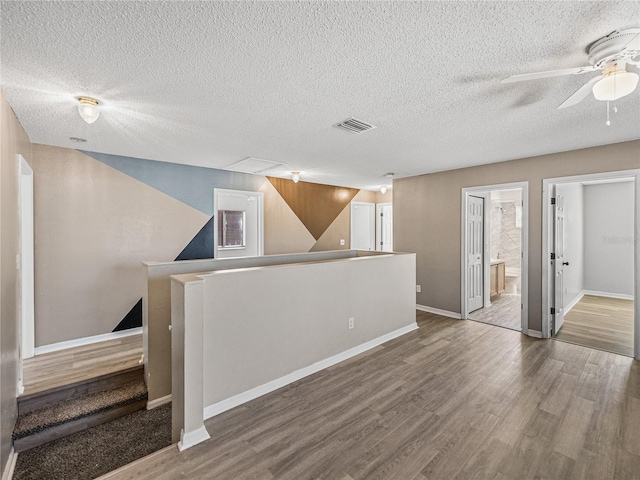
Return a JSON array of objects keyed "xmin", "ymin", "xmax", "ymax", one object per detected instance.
[{"xmin": 13, "ymin": 403, "xmax": 171, "ymax": 480}]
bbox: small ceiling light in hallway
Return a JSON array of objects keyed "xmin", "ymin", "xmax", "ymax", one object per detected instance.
[{"xmin": 77, "ymin": 96, "xmax": 100, "ymax": 124}]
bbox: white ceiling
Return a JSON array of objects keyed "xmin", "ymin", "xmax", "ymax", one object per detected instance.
[{"xmin": 1, "ymin": 1, "xmax": 639, "ymax": 190}]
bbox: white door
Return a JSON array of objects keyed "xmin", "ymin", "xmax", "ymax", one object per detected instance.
[
  {"xmin": 467, "ymin": 195, "xmax": 484, "ymax": 313},
  {"xmin": 351, "ymin": 202, "xmax": 375, "ymax": 250},
  {"xmin": 553, "ymin": 190, "xmax": 566, "ymax": 333},
  {"xmin": 376, "ymin": 203, "xmax": 393, "ymax": 252},
  {"xmin": 214, "ymin": 189, "xmax": 264, "ymax": 258}
]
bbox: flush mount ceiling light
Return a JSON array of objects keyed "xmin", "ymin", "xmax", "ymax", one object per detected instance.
[
  {"xmin": 291, "ymin": 171, "xmax": 300, "ymax": 183},
  {"xmin": 380, "ymin": 186, "xmax": 388, "ymax": 194},
  {"xmin": 77, "ymin": 96, "xmax": 100, "ymax": 124}
]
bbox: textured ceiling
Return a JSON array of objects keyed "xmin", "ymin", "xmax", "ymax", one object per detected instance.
[{"xmin": 1, "ymin": 1, "xmax": 639, "ymax": 190}]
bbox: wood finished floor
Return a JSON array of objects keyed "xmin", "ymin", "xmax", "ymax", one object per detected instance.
[
  {"xmin": 555, "ymin": 295, "xmax": 634, "ymax": 358},
  {"xmin": 469, "ymin": 293, "xmax": 521, "ymax": 331},
  {"xmin": 100, "ymin": 312, "xmax": 640, "ymax": 480},
  {"xmin": 22, "ymin": 334, "xmax": 143, "ymax": 395}
]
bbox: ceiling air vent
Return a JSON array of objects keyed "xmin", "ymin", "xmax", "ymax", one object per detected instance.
[{"xmin": 333, "ymin": 117, "xmax": 376, "ymax": 134}]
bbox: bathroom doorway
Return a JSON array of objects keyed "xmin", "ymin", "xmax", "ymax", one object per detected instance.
[{"xmin": 461, "ymin": 182, "xmax": 528, "ymax": 334}]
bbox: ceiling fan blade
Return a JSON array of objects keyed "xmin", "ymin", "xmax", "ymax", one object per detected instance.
[
  {"xmin": 623, "ymin": 32, "xmax": 640, "ymax": 52},
  {"xmin": 501, "ymin": 66, "xmax": 595, "ymax": 83},
  {"xmin": 557, "ymin": 76, "xmax": 601, "ymax": 109}
]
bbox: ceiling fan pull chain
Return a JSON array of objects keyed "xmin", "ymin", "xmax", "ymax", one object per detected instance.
[{"xmin": 606, "ymin": 101, "xmax": 611, "ymax": 126}]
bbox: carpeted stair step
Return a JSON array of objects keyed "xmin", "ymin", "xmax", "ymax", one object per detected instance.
[
  {"xmin": 13, "ymin": 376, "xmax": 147, "ymax": 453},
  {"xmin": 18, "ymin": 365, "xmax": 144, "ymax": 415}
]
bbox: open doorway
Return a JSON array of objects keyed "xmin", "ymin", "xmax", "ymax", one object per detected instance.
[
  {"xmin": 543, "ymin": 171, "xmax": 639, "ymax": 359},
  {"xmin": 461, "ymin": 182, "xmax": 529, "ymax": 334}
]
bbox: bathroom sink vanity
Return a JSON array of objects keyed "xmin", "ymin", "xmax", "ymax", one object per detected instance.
[{"xmin": 490, "ymin": 259, "xmax": 505, "ymax": 300}]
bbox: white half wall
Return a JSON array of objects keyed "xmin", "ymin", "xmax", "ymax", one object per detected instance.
[
  {"xmin": 171, "ymin": 251, "xmax": 416, "ymax": 449},
  {"xmin": 558, "ymin": 183, "xmax": 584, "ymax": 309},
  {"xmin": 584, "ymin": 182, "xmax": 635, "ymax": 297}
]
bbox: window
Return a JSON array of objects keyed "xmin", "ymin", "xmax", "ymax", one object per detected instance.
[{"xmin": 218, "ymin": 210, "xmax": 246, "ymax": 248}]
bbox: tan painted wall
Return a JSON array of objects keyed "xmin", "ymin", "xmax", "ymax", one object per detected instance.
[
  {"xmin": 394, "ymin": 140, "xmax": 640, "ymax": 332},
  {"xmin": 0, "ymin": 93, "xmax": 32, "ymax": 477},
  {"xmin": 30, "ymin": 146, "xmax": 209, "ymax": 345}
]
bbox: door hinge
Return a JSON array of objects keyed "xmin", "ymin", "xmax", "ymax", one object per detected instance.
[
  {"xmin": 551, "ymin": 198, "xmax": 556, "ymax": 205},
  {"xmin": 551, "ymin": 253, "xmax": 555, "ymax": 260},
  {"xmin": 551, "ymin": 307, "xmax": 555, "ymax": 315}
]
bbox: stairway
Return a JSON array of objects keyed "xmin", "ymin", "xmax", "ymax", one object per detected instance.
[{"xmin": 13, "ymin": 365, "xmax": 147, "ymax": 452}]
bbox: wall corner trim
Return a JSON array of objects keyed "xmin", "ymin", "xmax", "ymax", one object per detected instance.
[
  {"xmin": 147, "ymin": 394, "xmax": 172, "ymax": 410},
  {"xmin": 2, "ymin": 448, "xmax": 17, "ymax": 480},
  {"xmin": 34, "ymin": 327, "xmax": 142, "ymax": 356},
  {"xmin": 527, "ymin": 329, "xmax": 543, "ymax": 339},
  {"xmin": 178, "ymin": 426, "xmax": 210, "ymax": 451},
  {"xmin": 416, "ymin": 304, "xmax": 462, "ymax": 320},
  {"xmin": 203, "ymin": 323, "xmax": 418, "ymax": 421}
]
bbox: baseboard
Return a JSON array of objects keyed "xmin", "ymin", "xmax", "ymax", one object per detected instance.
[
  {"xmin": 178, "ymin": 426, "xmax": 210, "ymax": 451},
  {"xmin": 203, "ymin": 323, "xmax": 418, "ymax": 420},
  {"xmin": 527, "ymin": 329, "xmax": 543, "ymax": 339},
  {"xmin": 564, "ymin": 291, "xmax": 585, "ymax": 315},
  {"xmin": 583, "ymin": 290, "xmax": 634, "ymax": 301},
  {"xmin": 147, "ymin": 394, "xmax": 172, "ymax": 410},
  {"xmin": 416, "ymin": 304, "xmax": 462, "ymax": 320},
  {"xmin": 1, "ymin": 448, "xmax": 17, "ymax": 480},
  {"xmin": 34, "ymin": 327, "xmax": 143, "ymax": 356}
]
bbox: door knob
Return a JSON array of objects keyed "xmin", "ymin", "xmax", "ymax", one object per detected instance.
[{"xmin": 562, "ymin": 262, "xmax": 569, "ymax": 266}]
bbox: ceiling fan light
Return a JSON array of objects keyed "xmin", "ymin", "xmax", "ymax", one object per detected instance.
[
  {"xmin": 592, "ymin": 71, "xmax": 639, "ymax": 101},
  {"xmin": 77, "ymin": 96, "xmax": 100, "ymax": 124}
]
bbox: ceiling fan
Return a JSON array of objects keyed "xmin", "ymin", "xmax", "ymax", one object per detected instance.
[{"xmin": 502, "ymin": 28, "xmax": 640, "ymax": 109}]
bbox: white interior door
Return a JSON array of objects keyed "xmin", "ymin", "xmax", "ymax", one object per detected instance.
[
  {"xmin": 376, "ymin": 203, "xmax": 393, "ymax": 252},
  {"xmin": 351, "ymin": 202, "xmax": 375, "ymax": 250},
  {"xmin": 467, "ymin": 195, "xmax": 484, "ymax": 313},
  {"xmin": 214, "ymin": 189, "xmax": 264, "ymax": 259},
  {"xmin": 553, "ymin": 191, "xmax": 566, "ymax": 333}
]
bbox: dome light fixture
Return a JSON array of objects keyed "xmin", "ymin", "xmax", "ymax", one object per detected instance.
[
  {"xmin": 77, "ymin": 96, "xmax": 100, "ymax": 124},
  {"xmin": 592, "ymin": 70, "xmax": 639, "ymax": 101},
  {"xmin": 291, "ymin": 171, "xmax": 300, "ymax": 183}
]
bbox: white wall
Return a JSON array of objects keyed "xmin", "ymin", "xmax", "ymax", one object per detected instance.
[
  {"xmin": 584, "ymin": 182, "xmax": 634, "ymax": 297},
  {"xmin": 171, "ymin": 251, "xmax": 416, "ymax": 449},
  {"xmin": 558, "ymin": 183, "xmax": 584, "ymax": 309}
]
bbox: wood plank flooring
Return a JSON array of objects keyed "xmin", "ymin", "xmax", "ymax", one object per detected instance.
[
  {"xmin": 469, "ymin": 293, "xmax": 521, "ymax": 331},
  {"xmin": 555, "ymin": 295, "xmax": 634, "ymax": 357},
  {"xmin": 99, "ymin": 312, "xmax": 640, "ymax": 480},
  {"xmin": 22, "ymin": 334, "xmax": 143, "ymax": 396}
]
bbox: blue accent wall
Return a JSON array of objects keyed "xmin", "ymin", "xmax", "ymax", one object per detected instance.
[{"xmin": 82, "ymin": 151, "xmax": 265, "ymax": 216}]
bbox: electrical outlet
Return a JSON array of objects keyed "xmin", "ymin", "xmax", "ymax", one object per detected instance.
[
  {"xmin": 340, "ymin": 239, "xmax": 345, "ymax": 246},
  {"xmin": 348, "ymin": 317, "xmax": 354, "ymax": 329},
  {"xmin": 416, "ymin": 285, "xmax": 421, "ymax": 293}
]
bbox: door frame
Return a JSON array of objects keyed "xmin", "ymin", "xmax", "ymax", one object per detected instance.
[
  {"xmin": 375, "ymin": 202, "xmax": 392, "ymax": 252},
  {"xmin": 542, "ymin": 169, "xmax": 639, "ymax": 360},
  {"xmin": 18, "ymin": 154, "xmax": 35, "ymax": 394},
  {"xmin": 350, "ymin": 201, "xmax": 375, "ymax": 250},
  {"xmin": 461, "ymin": 182, "xmax": 529, "ymax": 334},
  {"xmin": 213, "ymin": 189, "xmax": 264, "ymax": 258}
]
